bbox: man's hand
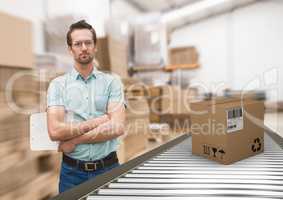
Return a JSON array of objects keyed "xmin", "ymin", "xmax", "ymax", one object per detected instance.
[{"xmin": 58, "ymin": 141, "xmax": 76, "ymax": 153}]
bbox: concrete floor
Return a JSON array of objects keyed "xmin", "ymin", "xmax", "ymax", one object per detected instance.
[{"xmin": 264, "ymin": 112, "xmax": 283, "ymax": 137}]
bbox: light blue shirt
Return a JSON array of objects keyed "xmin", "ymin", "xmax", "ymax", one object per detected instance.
[{"xmin": 47, "ymin": 67, "xmax": 124, "ymax": 161}]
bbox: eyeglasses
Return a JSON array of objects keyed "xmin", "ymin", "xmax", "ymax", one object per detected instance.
[{"xmin": 72, "ymin": 40, "xmax": 94, "ymax": 48}]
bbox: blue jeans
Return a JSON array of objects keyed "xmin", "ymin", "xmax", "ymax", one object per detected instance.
[{"xmin": 59, "ymin": 161, "xmax": 119, "ymax": 193}]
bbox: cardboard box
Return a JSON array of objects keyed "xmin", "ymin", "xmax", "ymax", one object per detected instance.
[
  {"xmin": 148, "ymin": 123, "xmax": 170, "ymax": 142},
  {"xmin": 161, "ymin": 85, "xmax": 196, "ymax": 114},
  {"xmin": 118, "ymin": 96, "xmax": 150, "ymax": 163},
  {"xmin": 124, "ymin": 97, "xmax": 150, "ymax": 146},
  {"xmin": 0, "ymin": 12, "xmax": 33, "ymax": 68},
  {"xmin": 95, "ymin": 37, "xmax": 111, "ymax": 71},
  {"xmin": 122, "ymin": 77, "xmax": 147, "ymax": 98},
  {"xmin": 149, "ymin": 114, "xmax": 160, "ymax": 123},
  {"xmin": 0, "ymin": 66, "xmax": 39, "ymax": 92},
  {"xmin": 169, "ymin": 46, "xmax": 198, "ymax": 65},
  {"xmin": 146, "ymin": 85, "xmax": 198, "ymax": 123},
  {"xmin": 125, "ymin": 96, "xmax": 150, "ymax": 119},
  {"xmin": 160, "ymin": 114, "xmax": 190, "ymax": 132},
  {"xmin": 122, "ymin": 77, "xmax": 141, "ymax": 88},
  {"xmin": 147, "ymin": 86, "xmax": 162, "ymax": 123},
  {"xmin": 191, "ymin": 97, "xmax": 264, "ymax": 164},
  {"xmin": 148, "ymin": 86, "xmax": 162, "ymax": 97},
  {"xmin": 223, "ymin": 89, "xmax": 266, "ymax": 101},
  {"xmin": 134, "ymin": 18, "xmax": 167, "ymax": 66},
  {"xmin": 108, "ymin": 37, "xmax": 129, "ymax": 78},
  {"xmin": 117, "ymin": 131, "xmax": 148, "ymax": 163}
]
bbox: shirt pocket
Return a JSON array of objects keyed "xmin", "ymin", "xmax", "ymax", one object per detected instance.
[{"xmin": 95, "ymin": 95, "xmax": 109, "ymax": 113}]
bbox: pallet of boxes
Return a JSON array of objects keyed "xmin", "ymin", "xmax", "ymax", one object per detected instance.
[
  {"xmin": 145, "ymin": 45, "xmax": 199, "ymax": 142},
  {"xmin": 0, "ymin": 12, "xmax": 60, "ymax": 200},
  {"xmin": 147, "ymin": 85, "xmax": 198, "ymax": 143},
  {"xmin": 190, "ymin": 95, "xmax": 265, "ymax": 164},
  {"xmin": 117, "ymin": 78, "xmax": 150, "ymax": 163}
]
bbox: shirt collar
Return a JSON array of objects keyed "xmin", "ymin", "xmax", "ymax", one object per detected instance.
[{"xmin": 70, "ymin": 66, "xmax": 98, "ymax": 81}]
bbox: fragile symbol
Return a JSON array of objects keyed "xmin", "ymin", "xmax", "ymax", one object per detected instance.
[
  {"xmin": 252, "ymin": 138, "xmax": 262, "ymax": 152},
  {"xmin": 212, "ymin": 147, "xmax": 217, "ymax": 157}
]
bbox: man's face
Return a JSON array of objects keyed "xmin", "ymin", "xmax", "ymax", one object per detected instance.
[{"xmin": 69, "ymin": 29, "xmax": 96, "ymax": 65}]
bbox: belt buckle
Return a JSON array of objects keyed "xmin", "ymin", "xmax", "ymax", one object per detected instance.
[{"xmin": 84, "ymin": 162, "xmax": 96, "ymax": 171}]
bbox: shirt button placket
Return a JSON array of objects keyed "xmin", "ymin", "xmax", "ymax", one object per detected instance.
[{"xmin": 84, "ymin": 81, "xmax": 92, "ymax": 160}]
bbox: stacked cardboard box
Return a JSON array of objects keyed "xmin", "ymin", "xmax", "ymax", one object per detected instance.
[
  {"xmin": 169, "ymin": 46, "xmax": 199, "ymax": 66},
  {"xmin": 0, "ymin": 12, "xmax": 34, "ymax": 68},
  {"xmin": 0, "ymin": 151, "xmax": 60, "ymax": 200},
  {"xmin": 0, "ymin": 67, "xmax": 38, "ymax": 92},
  {"xmin": 223, "ymin": 89, "xmax": 266, "ymax": 101},
  {"xmin": 95, "ymin": 37, "xmax": 111, "ymax": 72},
  {"xmin": 191, "ymin": 97, "xmax": 264, "ymax": 164},
  {"xmin": 146, "ymin": 85, "xmax": 198, "ymax": 133},
  {"xmin": 147, "ymin": 86, "xmax": 162, "ymax": 123},
  {"xmin": 0, "ymin": 65, "xmax": 60, "ymax": 199},
  {"xmin": 0, "ymin": 66, "xmax": 51, "ymax": 113},
  {"xmin": 117, "ymin": 96, "xmax": 150, "ymax": 163},
  {"xmin": 133, "ymin": 14, "xmax": 167, "ymax": 66},
  {"xmin": 148, "ymin": 123, "xmax": 170, "ymax": 143},
  {"xmin": 161, "ymin": 85, "xmax": 197, "ymax": 133},
  {"xmin": 122, "ymin": 77, "xmax": 147, "ymax": 98},
  {"xmin": 106, "ymin": 19, "xmax": 132, "ymax": 78},
  {"xmin": 2, "ymin": 171, "xmax": 58, "ymax": 200},
  {"xmin": 147, "ymin": 85, "xmax": 198, "ymax": 115},
  {"xmin": 133, "ymin": 70, "xmax": 171, "ymax": 86},
  {"xmin": 108, "ymin": 37, "xmax": 129, "ymax": 78}
]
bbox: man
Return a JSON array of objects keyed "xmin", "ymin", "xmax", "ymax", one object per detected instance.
[{"xmin": 47, "ymin": 20, "xmax": 125, "ymax": 193}]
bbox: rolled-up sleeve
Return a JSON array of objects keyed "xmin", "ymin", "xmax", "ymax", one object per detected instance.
[
  {"xmin": 47, "ymin": 80, "xmax": 65, "ymax": 107},
  {"xmin": 108, "ymin": 77, "xmax": 125, "ymax": 104}
]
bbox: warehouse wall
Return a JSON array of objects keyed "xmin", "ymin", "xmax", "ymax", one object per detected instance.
[
  {"xmin": 0, "ymin": 0, "xmax": 46, "ymax": 54},
  {"xmin": 170, "ymin": 0, "xmax": 283, "ymax": 101},
  {"xmin": 47, "ymin": 0, "xmax": 110, "ymax": 37}
]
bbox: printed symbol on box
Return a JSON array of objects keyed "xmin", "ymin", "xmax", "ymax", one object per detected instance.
[
  {"xmin": 252, "ymin": 137, "xmax": 262, "ymax": 152},
  {"xmin": 203, "ymin": 145, "xmax": 225, "ymax": 159},
  {"xmin": 203, "ymin": 145, "xmax": 211, "ymax": 156},
  {"xmin": 212, "ymin": 147, "xmax": 217, "ymax": 157},
  {"xmin": 218, "ymin": 149, "xmax": 225, "ymax": 159}
]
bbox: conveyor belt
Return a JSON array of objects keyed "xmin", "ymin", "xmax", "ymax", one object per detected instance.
[{"xmin": 51, "ymin": 130, "xmax": 283, "ymax": 200}]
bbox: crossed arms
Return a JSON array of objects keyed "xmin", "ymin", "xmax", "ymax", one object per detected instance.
[{"xmin": 47, "ymin": 101, "xmax": 125, "ymax": 153}]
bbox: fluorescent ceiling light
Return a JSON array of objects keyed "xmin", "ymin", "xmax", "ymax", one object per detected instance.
[{"xmin": 161, "ymin": 0, "xmax": 234, "ymax": 23}]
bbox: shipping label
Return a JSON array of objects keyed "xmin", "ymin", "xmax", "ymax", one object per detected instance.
[{"xmin": 226, "ymin": 107, "xmax": 243, "ymax": 133}]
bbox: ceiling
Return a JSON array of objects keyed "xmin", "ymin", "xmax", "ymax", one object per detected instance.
[
  {"xmin": 112, "ymin": 0, "xmax": 259, "ymax": 30},
  {"xmin": 126, "ymin": 0, "xmax": 201, "ymax": 12}
]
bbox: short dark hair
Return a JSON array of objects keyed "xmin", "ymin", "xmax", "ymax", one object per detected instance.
[{"xmin": 66, "ymin": 20, "xmax": 97, "ymax": 47}]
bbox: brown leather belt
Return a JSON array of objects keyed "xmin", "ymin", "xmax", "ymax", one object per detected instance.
[{"xmin": 63, "ymin": 151, "xmax": 118, "ymax": 172}]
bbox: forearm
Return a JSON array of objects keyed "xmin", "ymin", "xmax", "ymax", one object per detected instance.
[
  {"xmin": 59, "ymin": 102, "xmax": 126, "ymax": 150},
  {"xmin": 68, "ymin": 120, "xmax": 124, "ymax": 145},
  {"xmin": 49, "ymin": 114, "xmax": 109, "ymax": 141}
]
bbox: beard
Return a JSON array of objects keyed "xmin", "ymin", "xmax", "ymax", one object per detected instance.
[{"xmin": 76, "ymin": 53, "xmax": 94, "ymax": 65}]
